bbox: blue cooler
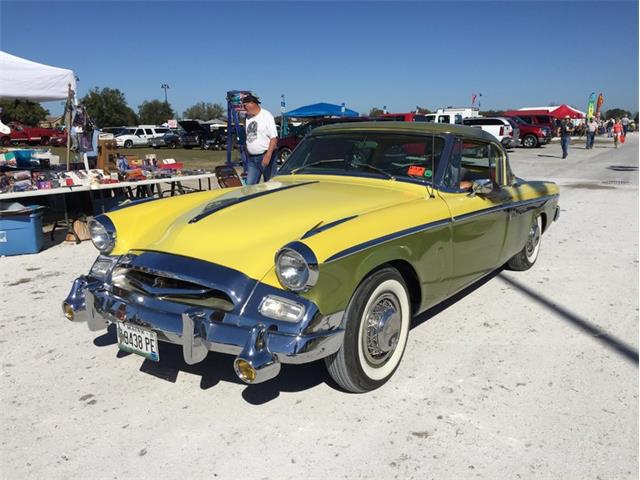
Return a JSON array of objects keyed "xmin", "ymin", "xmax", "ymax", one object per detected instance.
[{"xmin": 0, "ymin": 206, "xmax": 44, "ymax": 256}]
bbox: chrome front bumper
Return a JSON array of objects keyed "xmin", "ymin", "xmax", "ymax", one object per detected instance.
[{"xmin": 64, "ymin": 252, "xmax": 345, "ymax": 384}]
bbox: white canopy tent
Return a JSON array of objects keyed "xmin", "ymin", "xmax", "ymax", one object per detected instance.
[
  {"xmin": 0, "ymin": 51, "xmax": 76, "ymax": 102},
  {"xmin": 0, "ymin": 51, "xmax": 77, "ymax": 165}
]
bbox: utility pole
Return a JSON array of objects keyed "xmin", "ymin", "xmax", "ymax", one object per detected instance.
[{"xmin": 161, "ymin": 83, "xmax": 170, "ymax": 104}]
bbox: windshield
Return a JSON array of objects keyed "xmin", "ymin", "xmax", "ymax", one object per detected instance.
[{"xmin": 278, "ymin": 133, "xmax": 445, "ymax": 184}]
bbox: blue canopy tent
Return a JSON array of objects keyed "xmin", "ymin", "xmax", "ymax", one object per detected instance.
[
  {"xmin": 281, "ymin": 102, "xmax": 358, "ymax": 135},
  {"xmin": 284, "ymin": 102, "xmax": 359, "ymax": 118}
]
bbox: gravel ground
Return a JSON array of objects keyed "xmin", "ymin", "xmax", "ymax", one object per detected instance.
[{"xmin": 1, "ymin": 134, "xmax": 637, "ymax": 480}]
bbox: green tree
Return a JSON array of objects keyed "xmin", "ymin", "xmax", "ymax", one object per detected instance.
[
  {"xmin": 81, "ymin": 87, "xmax": 138, "ymax": 127},
  {"xmin": 138, "ymin": 100, "xmax": 174, "ymax": 125},
  {"xmin": 479, "ymin": 109, "xmax": 505, "ymax": 117},
  {"xmin": 416, "ymin": 107, "xmax": 431, "ymax": 114},
  {"xmin": 368, "ymin": 107, "xmax": 384, "ymax": 117},
  {"xmin": 0, "ymin": 99, "xmax": 49, "ymax": 125},
  {"xmin": 182, "ymin": 102, "xmax": 225, "ymax": 121},
  {"xmin": 604, "ymin": 108, "xmax": 632, "ymax": 120}
]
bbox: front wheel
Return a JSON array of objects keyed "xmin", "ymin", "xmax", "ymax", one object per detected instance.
[
  {"xmin": 124, "ymin": 140, "xmax": 133, "ymax": 148},
  {"xmin": 276, "ymin": 147, "xmax": 291, "ymax": 165},
  {"xmin": 522, "ymin": 134, "xmax": 538, "ymax": 148},
  {"xmin": 325, "ymin": 267, "xmax": 411, "ymax": 393},
  {"xmin": 507, "ymin": 214, "xmax": 542, "ymax": 271}
]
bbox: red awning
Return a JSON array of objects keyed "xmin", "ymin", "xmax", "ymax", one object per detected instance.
[{"xmin": 505, "ymin": 104, "xmax": 585, "ymax": 119}]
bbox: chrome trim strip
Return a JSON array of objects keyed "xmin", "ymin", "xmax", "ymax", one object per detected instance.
[
  {"xmin": 325, "ymin": 218, "xmax": 451, "ymax": 263},
  {"xmin": 301, "ymin": 215, "xmax": 358, "ymax": 239},
  {"xmin": 453, "ymin": 194, "xmax": 558, "ymax": 223},
  {"xmin": 189, "ymin": 181, "xmax": 318, "ymax": 223}
]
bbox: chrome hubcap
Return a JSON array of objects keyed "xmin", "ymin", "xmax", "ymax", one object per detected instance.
[
  {"xmin": 525, "ymin": 220, "xmax": 541, "ymax": 258},
  {"xmin": 363, "ymin": 293, "xmax": 401, "ymax": 366}
]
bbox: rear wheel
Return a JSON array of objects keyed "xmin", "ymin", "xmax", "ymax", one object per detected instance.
[
  {"xmin": 0, "ymin": 136, "xmax": 10, "ymax": 147},
  {"xmin": 507, "ymin": 214, "xmax": 542, "ymax": 271},
  {"xmin": 40, "ymin": 136, "xmax": 50, "ymax": 146},
  {"xmin": 325, "ymin": 267, "xmax": 411, "ymax": 393},
  {"xmin": 522, "ymin": 134, "xmax": 538, "ymax": 148}
]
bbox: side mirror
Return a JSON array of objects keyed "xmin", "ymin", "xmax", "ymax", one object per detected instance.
[{"xmin": 471, "ymin": 178, "xmax": 493, "ymax": 195}]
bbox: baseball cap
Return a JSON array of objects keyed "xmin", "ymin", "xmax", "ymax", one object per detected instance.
[{"xmin": 241, "ymin": 94, "xmax": 261, "ymax": 105}]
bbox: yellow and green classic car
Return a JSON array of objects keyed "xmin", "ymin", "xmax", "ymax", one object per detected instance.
[{"xmin": 64, "ymin": 122, "xmax": 559, "ymax": 393}]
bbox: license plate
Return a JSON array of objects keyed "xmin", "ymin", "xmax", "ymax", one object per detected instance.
[{"xmin": 116, "ymin": 322, "xmax": 159, "ymax": 361}]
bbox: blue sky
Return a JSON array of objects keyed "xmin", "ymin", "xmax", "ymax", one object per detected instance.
[{"xmin": 1, "ymin": 1, "xmax": 638, "ymax": 118}]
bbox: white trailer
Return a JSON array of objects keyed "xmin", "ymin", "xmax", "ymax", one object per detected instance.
[{"xmin": 424, "ymin": 107, "xmax": 481, "ymax": 124}]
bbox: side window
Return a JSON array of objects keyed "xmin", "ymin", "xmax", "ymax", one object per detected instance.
[
  {"xmin": 454, "ymin": 114, "xmax": 463, "ymax": 124},
  {"xmin": 144, "ymin": 129, "xmax": 153, "ymax": 135},
  {"xmin": 442, "ymin": 138, "xmax": 463, "ymax": 190},
  {"xmin": 438, "ymin": 115, "xmax": 450, "ymax": 123},
  {"xmin": 458, "ymin": 140, "xmax": 498, "ymax": 185},
  {"xmin": 134, "ymin": 129, "xmax": 142, "ymax": 136}
]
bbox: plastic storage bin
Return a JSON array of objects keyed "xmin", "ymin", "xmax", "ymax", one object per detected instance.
[{"xmin": 0, "ymin": 206, "xmax": 44, "ymax": 256}]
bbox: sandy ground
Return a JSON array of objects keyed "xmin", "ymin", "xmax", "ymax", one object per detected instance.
[{"xmin": 1, "ymin": 134, "xmax": 638, "ymax": 480}]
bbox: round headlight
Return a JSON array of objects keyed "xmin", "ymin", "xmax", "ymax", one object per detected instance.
[
  {"xmin": 88, "ymin": 216, "xmax": 116, "ymax": 253},
  {"xmin": 275, "ymin": 242, "xmax": 319, "ymax": 292}
]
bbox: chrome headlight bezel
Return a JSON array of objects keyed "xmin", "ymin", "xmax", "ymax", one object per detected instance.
[
  {"xmin": 88, "ymin": 215, "xmax": 116, "ymax": 254},
  {"xmin": 274, "ymin": 241, "xmax": 319, "ymax": 292}
]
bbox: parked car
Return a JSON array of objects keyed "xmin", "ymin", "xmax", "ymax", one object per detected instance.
[
  {"xmin": 275, "ymin": 116, "xmax": 395, "ymax": 163},
  {"xmin": 463, "ymin": 117, "xmax": 520, "ymax": 148},
  {"xmin": 1, "ymin": 122, "xmax": 65, "ymax": 146},
  {"xmin": 115, "ymin": 126, "xmax": 170, "ymax": 148},
  {"xmin": 64, "ymin": 122, "xmax": 560, "ymax": 393},
  {"xmin": 149, "ymin": 130, "xmax": 181, "ymax": 149},
  {"xmin": 504, "ymin": 113, "xmax": 557, "ymax": 136},
  {"xmin": 507, "ymin": 116, "xmax": 552, "ymax": 148},
  {"xmin": 178, "ymin": 120, "xmax": 222, "ymax": 149},
  {"xmin": 380, "ymin": 112, "xmax": 431, "ymax": 122}
]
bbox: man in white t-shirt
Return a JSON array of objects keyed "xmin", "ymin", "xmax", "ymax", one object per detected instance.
[{"xmin": 242, "ymin": 94, "xmax": 278, "ymax": 184}]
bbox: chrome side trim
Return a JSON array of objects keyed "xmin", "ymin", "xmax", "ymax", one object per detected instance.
[
  {"xmin": 453, "ymin": 194, "xmax": 558, "ymax": 223},
  {"xmin": 189, "ymin": 181, "xmax": 318, "ymax": 223},
  {"xmin": 301, "ymin": 215, "xmax": 358, "ymax": 239},
  {"xmin": 325, "ymin": 218, "xmax": 451, "ymax": 263}
]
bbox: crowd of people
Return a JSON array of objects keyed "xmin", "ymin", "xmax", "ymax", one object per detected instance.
[{"xmin": 557, "ymin": 114, "xmax": 632, "ymax": 158}]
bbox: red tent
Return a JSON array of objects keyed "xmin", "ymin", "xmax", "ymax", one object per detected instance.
[{"xmin": 504, "ymin": 104, "xmax": 585, "ymax": 119}]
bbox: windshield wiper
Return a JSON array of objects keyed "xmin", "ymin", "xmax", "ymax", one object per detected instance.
[
  {"xmin": 291, "ymin": 159, "xmax": 345, "ymax": 174},
  {"xmin": 349, "ymin": 162, "xmax": 395, "ymax": 180}
]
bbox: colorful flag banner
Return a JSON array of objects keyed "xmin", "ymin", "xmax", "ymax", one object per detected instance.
[
  {"xmin": 587, "ymin": 92, "xmax": 596, "ymax": 120},
  {"xmin": 595, "ymin": 93, "xmax": 604, "ymax": 118}
]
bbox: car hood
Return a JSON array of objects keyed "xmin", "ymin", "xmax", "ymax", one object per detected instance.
[
  {"xmin": 108, "ymin": 176, "xmax": 425, "ymax": 282},
  {"xmin": 178, "ymin": 120, "xmax": 207, "ymax": 133}
]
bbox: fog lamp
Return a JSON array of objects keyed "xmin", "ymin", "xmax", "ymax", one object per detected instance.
[
  {"xmin": 259, "ymin": 295, "xmax": 305, "ymax": 322},
  {"xmin": 63, "ymin": 302, "xmax": 74, "ymax": 321},
  {"xmin": 234, "ymin": 359, "xmax": 256, "ymax": 383}
]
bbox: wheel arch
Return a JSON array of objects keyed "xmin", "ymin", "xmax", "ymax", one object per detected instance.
[{"xmin": 355, "ymin": 259, "xmax": 421, "ymax": 317}]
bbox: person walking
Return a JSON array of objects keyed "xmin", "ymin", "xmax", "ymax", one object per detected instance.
[
  {"xmin": 621, "ymin": 115, "xmax": 630, "ymax": 136},
  {"xmin": 586, "ymin": 117, "xmax": 598, "ymax": 149},
  {"xmin": 613, "ymin": 118, "xmax": 623, "ymax": 148},
  {"xmin": 558, "ymin": 115, "xmax": 573, "ymax": 159},
  {"xmin": 242, "ymin": 94, "xmax": 278, "ymax": 185}
]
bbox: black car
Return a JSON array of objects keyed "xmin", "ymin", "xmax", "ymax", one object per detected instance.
[
  {"xmin": 149, "ymin": 130, "xmax": 181, "ymax": 149},
  {"xmin": 178, "ymin": 120, "xmax": 225, "ymax": 149}
]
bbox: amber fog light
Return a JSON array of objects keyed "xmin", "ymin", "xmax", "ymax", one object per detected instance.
[
  {"xmin": 234, "ymin": 359, "xmax": 256, "ymax": 383},
  {"xmin": 63, "ymin": 302, "xmax": 74, "ymax": 321}
]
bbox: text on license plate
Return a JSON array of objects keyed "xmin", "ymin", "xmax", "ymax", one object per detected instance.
[{"xmin": 116, "ymin": 322, "xmax": 159, "ymax": 361}]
